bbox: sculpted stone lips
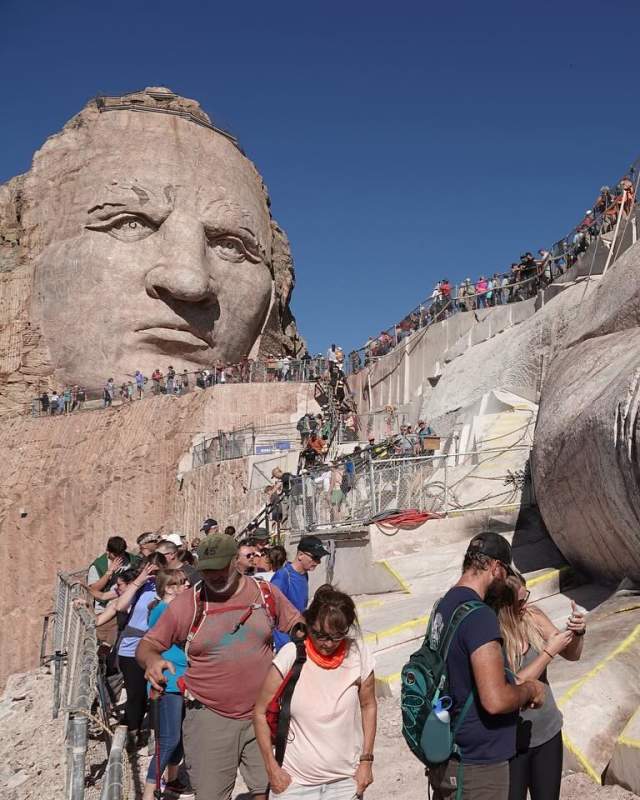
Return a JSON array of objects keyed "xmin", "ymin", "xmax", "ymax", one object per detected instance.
[{"xmin": 136, "ymin": 326, "xmax": 214, "ymax": 349}]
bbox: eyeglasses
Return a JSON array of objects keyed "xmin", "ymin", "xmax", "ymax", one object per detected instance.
[{"xmin": 310, "ymin": 628, "xmax": 349, "ymax": 642}]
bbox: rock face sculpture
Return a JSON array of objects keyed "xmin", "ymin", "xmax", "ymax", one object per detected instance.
[
  {"xmin": 0, "ymin": 87, "xmax": 301, "ymax": 412},
  {"xmin": 533, "ymin": 237, "xmax": 640, "ymax": 584}
]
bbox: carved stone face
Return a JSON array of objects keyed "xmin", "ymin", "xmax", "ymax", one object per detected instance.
[{"xmin": 31, "ymin": 110, "xmax": 273, "ymax": 389}]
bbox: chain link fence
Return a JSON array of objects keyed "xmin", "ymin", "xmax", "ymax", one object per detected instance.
[
  {"xmin": 288, "ymin": 445, "xmax": 533, "ymax": 533},
  {"xmin": 50, "ymin": 571, "xmax": 121, "ymax": 800},
  {"xmin": 192, "ymin": 422, "xmax": 300, "ymax": 468}
]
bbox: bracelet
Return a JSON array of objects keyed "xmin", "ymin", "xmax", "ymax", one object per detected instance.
[
  {"xmin": 359, "ymin": 754, "xmax": 374, "ymax": 762},
  {"xmin": 574, "ymin": 629, "xmax": 586, "ymax": 637},
  {"xmin": 543, "ymin": 649, "xmax": 554, "ymax": 659}
]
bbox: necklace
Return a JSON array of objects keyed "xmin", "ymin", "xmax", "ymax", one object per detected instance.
[{"xmin": 305, "ymin": 637, "xmax": 347, "ymax": 669}]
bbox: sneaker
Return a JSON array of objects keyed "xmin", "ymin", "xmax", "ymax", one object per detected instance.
[{"xmin": 164, "ymin": 779, "xmax": 195, "ymax": 798}]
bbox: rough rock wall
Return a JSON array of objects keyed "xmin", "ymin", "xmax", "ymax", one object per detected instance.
[{"xmin": 0, "ymin": 382, "xmax": 316, "ymax": 688}]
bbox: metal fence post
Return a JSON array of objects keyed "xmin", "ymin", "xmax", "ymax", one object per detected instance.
[
  {"xmin": 301, "ymin": 475, "xmax": 308, "ymax": 531},
  {"xmin": 67, "ymin": 714, "xmax": 88, "ymax": 800},
  {"xmin": 368, "ymin": 456, "xmax": 377, "ymax": 515},
  {"xmin": 444, "ymin": 459, "xmax": 449, "ymax": 514}
]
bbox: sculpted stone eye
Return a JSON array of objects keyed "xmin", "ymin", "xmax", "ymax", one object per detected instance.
[
  {"xmin": 209, "ymin": 235, "xmax": 248, "ymax": 261},
  {"xmin": 103, "ymin": 215, "xmax": 157, "ymax": 242}
]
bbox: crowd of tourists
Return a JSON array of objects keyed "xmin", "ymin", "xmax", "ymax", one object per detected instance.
[
  {"xmin": 353, "ymin": 171, "xmax": 637, "ymax": 368},
  {"xmin": 73, "ymin": 522, "xmax": 586, "ymax": 800},
  {"xmin": 32, "ymin": 355, "xmax": 330, "ymax": 416}
]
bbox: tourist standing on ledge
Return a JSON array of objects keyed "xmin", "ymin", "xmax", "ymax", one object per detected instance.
[
  {"xmin": 137, "ymin": 534, "xmax": 301, "ymax": 800},
  {"xmin": 271, "ymin": 536, "xmax": 329, "ymax": 652}
]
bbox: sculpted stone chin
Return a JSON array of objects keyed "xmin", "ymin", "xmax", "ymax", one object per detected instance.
[{"xmin": 0, "ymin": 87, "xmax": 300, "ymax": 401}]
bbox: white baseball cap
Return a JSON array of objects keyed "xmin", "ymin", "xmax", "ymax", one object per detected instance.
[{"xmin": 161, "ymin": 533, "xmax": 183, "ymax": 547}]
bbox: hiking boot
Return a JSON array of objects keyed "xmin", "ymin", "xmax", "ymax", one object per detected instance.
[{"xmin": 164, "ymin": 779, "xmax": 195, "ymax": 799}]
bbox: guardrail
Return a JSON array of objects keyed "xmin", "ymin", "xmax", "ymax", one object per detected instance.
[
  {"xmin": 50, "ymin": 571, "xmax": 103, "ymax": 800},
  {"xmin": 192, "ymin": 421, "xmax": 301, "ymax": 468},
  {"xmin": 287, "ymin": 445, "xmax": 533, "ymax": 533},
  {"xmin": 350, "ymin": 161, "xmax": 639, "ymax": 368},
  {"xmin": 30, "ymin": 357, "xmax": 331, "ymax": 418},
  {"xmin": 99, "ymin": 726, "xmax": 128, "ymax": 800}
]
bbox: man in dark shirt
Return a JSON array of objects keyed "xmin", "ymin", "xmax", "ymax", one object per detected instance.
[{"xmin": 428, "ymin": 532, "xmax": 545, "ymax": 800}]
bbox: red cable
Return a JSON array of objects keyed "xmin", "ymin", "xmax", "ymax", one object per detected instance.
[{"xmin": 375, "ymin": 509, "xmax": 443, "ymax": 530}]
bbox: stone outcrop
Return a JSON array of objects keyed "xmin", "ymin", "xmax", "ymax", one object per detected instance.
[
  {"xmin": 533, "ymin": 239, "xmax": 640, "ymax": 583},
  {"xmin": 0, "ymin": 382, "xmax": 316, "ymax": 688},
  {"xmin": 0, "ymin": 87, "xmax": 303, "ymax": 418}
]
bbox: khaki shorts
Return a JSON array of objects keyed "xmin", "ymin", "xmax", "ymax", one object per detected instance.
[
  {"xmin": 183, "ymin": 703, "xmax": 267, "ymax": 800},
  {"xmin": 427, "ymin": 759, "xmax": 509, "ymax": 800}
]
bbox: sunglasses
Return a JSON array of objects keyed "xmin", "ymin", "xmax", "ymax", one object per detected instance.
[
  {"xmin": 310, "ymin": 628, "xmax": 349, "ymax": 643},
  {"xmin": 519, "ymin": 590, "xmax": 531, "ymax": 605}
]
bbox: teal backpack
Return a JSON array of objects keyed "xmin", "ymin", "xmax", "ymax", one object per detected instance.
[{"xmin": 401, "ymin": 599, "xmax": 484, "ymax": 766}]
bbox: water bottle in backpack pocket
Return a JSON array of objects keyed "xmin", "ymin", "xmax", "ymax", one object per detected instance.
[{"xmin": 420, "ymin": 696, "xmax": 453, "ymax": 764}]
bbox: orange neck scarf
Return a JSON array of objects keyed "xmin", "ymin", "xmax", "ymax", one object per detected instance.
[{"xmin": 305, "ymin": 637, "xmax": 347, "ymax": 669}]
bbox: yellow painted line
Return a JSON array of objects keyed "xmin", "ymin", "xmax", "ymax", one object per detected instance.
[
  {"xmin": 526, "ymin": 565, "xmax": 571, "ymax": 588},
  {"xmin": 615, "ymin": 705, "xmax": 640, "ymax": 749},
  {"xmin": 375, "ymin": 672, "xmax": 402, "ymax": 690},
  {"xmin": 562, "ymin": 732, "xmax": 601, "ymax": 783},
  {"xmin": 618, "ymin": 736, "xmax": 640, "ymax": 749},
  {"xmin": 376, "ymin": 559, "xmax": 412, "ymax": 594},
  {"xmin": 559, "ymin": 624, "xmax": 640, "ymax": 707},
  {"xmin": 364, "ymin": 615, "xmax": 428, "ymax": 645},
  {"xmin": 356, "ymin": 599, "xmax": 384, "ymax": 611}
]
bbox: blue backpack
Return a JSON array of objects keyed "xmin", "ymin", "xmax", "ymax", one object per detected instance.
[{"xmin": 401, "ymin": 599, "xmax": 484, "ymax": 765}]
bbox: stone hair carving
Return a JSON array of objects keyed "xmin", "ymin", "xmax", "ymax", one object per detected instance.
[{"xmin": 0, "ymin": 87, "xmax": 301, "ymax": 409}]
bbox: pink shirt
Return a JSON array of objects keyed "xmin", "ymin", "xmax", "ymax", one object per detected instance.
[
  {"xmin": 273, "ymin": 638, "xmax": 375, "ymax": 785},
  {"xmin": 144, "ymin": 578, "xmax": 301, "ymax": 719}
]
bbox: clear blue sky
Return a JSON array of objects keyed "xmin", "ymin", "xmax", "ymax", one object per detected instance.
[{"xmin": 1, "ymin": 1, "xmax": 639, "ymax": 354}]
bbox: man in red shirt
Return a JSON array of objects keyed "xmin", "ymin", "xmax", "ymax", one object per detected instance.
[{"xmin": 137, "ymin": 533, "xmax": 301, "ymax": 800}]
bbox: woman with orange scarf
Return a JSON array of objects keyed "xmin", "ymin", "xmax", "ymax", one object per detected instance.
[{"xmin": 254, "ymin": 585, "xmax": 377, "ymax": 799}]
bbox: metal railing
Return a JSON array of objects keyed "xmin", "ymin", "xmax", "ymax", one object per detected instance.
[
  {"xmin": 350, "ymin": 159, "xmax": 639, "ymax": 369},
  {"xmin": 51, "ymin": 571, "xmax": 101, "ymax": 800},
  {"xmin": 287, "ymin": 445, "xmax": 533, "ymax": 533},
  {"xmin": 99, "ymin": 726, "xmax": 128, "ymax": 800},
  {"xmin": 192, "ymin": 421, "xmax": 301, "ymax": 468},
  {"xmin": 30, "ymin": 357, "xmax": 331, "ymax": 418}
]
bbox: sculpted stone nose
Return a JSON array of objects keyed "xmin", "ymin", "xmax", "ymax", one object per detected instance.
[{"xmin": 145, "ymin": 213, "xmax": 212, "ymax": 303}]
